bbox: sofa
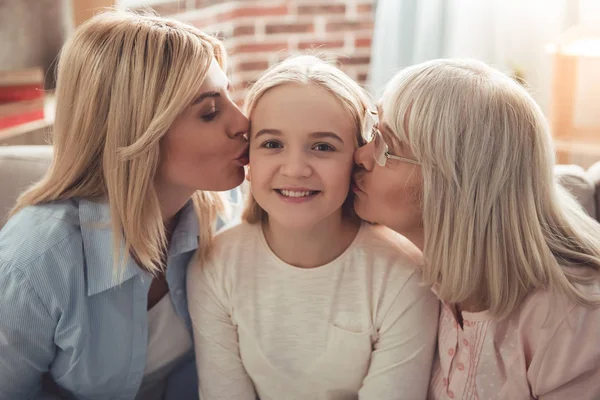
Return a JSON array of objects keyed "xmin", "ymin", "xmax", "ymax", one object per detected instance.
[
  {"xmin": 0, "ymin": 145, "xmax": 53, "ymax": 226},
  {"xmin": 1, "ymin": 145, "xmax": 600, "ymax": 228}
]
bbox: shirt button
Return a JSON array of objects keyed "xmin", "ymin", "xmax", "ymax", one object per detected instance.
[
  {"xmin": 457, "ymin": 362, "xmax": 465, "ymax": 371},
  {"xmin": 463, "ymin": 338, "xmax": 469, "ymax": 346},
  {"xmin": 448, "ymin": 390, "xmax": 455, "ymax": 399},
  {"xmin": 448, "ymin": 348, "xmax": 455, "ymax": 357}
]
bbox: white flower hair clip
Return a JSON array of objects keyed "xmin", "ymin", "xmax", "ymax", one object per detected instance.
[{"xmin": 362, "ymin": 109, "xmax": 378, "ymax": 141}]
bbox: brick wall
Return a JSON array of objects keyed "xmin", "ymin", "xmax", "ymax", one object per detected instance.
[{"xmin": 126, "ymin": 0, "xmax": 375, "ymax": 103}]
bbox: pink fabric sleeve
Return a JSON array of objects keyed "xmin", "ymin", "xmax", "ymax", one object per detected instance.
[{"xmin": 528, "ymin": 301, "xmax": 600, "ymax": 400}]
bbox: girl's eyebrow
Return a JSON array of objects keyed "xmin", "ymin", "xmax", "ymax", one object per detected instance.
[
  {"xmin": 254, "ymin": 129, "xmax": 344, "ymax": 144},
  {"xmin": 309, "ymin": 131, "xmax": 343, "ymax": 144},
  {"xmin": 254, "ymin": 128, "xmax": 281, "ymax": 138}
]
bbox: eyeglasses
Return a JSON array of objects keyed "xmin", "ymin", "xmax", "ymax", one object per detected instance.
[{"xmin": 362, "ymin": 110, "xmax": 420, "ymax": 167}]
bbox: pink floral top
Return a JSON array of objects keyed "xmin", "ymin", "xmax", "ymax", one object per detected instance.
[{"xmin": 428, "ymin": 275, "xmax": 600, "ymax": 400}]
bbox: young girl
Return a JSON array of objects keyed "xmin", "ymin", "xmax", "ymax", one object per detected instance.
[
  {"xmin": 0, "ymin": 11, "xmax": 247, "ymax": 399},
  {"xmin": 187, "ymin": 56, "xmax": 439, "ymax": 400},
  {"xmin": 353, "ymin": 58, "xmax": 600, "ymax": 399}
]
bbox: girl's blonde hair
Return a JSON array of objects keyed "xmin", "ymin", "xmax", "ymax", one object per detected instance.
[
  {"xmin": 381, "ymin": 58, "xmax": 600, "ymax": 318},
  {"xmin": 12, "ymin": 10, "xmax": 227, "ymax": 274},
  {"xmin": 242, "ymin": 55, "xmax": 373, "ymax": 223}
]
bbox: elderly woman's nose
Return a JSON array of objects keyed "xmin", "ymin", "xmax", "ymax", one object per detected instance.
[{"xmin": 354, "ymin": 142, "xmax": 375, "ymax": 171}]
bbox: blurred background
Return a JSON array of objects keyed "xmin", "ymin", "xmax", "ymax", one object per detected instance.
[{"xmin": 0, "ymin": 0, "xmax": 599, "ymax": 168}]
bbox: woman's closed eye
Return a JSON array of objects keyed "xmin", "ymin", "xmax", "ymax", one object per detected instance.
[{"xmin": 200, "ymin": 107, "xmax": 219, "ymax": 122}]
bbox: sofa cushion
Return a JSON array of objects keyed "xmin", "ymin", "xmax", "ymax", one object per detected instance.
[
  {"xmin": 0, "ymin": 145, "xmax": 53, "ymax": 226},
  {"xmin": 587, "ymin": 161, "xmax": 600, "ymax": 221},
  {"xmin": 554, "ymin": 164, "xmax": 596, "ymax": 219}
]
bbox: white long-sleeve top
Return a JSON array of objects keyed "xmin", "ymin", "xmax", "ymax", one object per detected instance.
[{"xmin": 187, "ymin": 222, "xmax": 439, "ymax": 400}]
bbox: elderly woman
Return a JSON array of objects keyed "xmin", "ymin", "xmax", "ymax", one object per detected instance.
[{"xmin": 353, "ymin": 58, "xmax": 600, "ymax": 399}]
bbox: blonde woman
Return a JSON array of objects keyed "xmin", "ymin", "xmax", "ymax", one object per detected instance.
[
  {"xmin": 353, "ymin": 58, "xmax": 600, "ymax": 399},
  {"xmin": 187, "ymin": 55, "xmax": 439, "ymax": 400},
  {"xmin": 0, "ymin": 11, "xmax": 248, "ymax": 400}
]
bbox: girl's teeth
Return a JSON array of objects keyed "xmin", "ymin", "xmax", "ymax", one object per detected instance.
[{"xmin": 280, "ymin": 190, "xmax": 312, "ymax": 198}]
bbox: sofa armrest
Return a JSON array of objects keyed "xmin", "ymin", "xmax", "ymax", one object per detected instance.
[
  {"xmin": 554, "ymin": 164, "xmax": 596, "ymax": 219},
  {"xmin": 0, "ymin": 145, "xmax": 53, "ymax": 226},
  {"xmin": 587, "ymin": 161, "xmax": 600, "ymax": 222}
]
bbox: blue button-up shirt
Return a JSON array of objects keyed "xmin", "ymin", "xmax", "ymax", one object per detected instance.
[{"xmin": 0, "ymin": 196, "xmax": 235, "ymax": 400}]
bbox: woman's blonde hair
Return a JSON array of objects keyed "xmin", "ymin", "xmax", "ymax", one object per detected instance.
[
  {"xmin": 12, "ymin": 10, "xmax": 227, "ymax": 274},
  {"xmin": 381, "ymin": 58, "xmax": 600, "ymax": 318},
  {"xmin": 242, "ymin": 55, "xmax": 373, "ymax": 223}
]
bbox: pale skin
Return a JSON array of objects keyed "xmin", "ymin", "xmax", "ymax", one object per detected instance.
[
  {"xmin": 353, "ymin": 105, "xmax": 481, "ymax": 314},
  {"xmin": 248, "ymin": 82, "xmax": 360, "ymax": 268},
  {"xmin": 148, "ymin": 59, "xmax": 249, "ymax": 308},
  {"xmin": 353, "ymin": 106, "xmax": 424, "ymax": 249}
]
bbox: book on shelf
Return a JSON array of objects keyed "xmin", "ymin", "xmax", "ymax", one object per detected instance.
[
  {"xmin": 0, "ymin": 67, "xmax": 46, "ymax": 129},
  {"xmin": 0, "ymin": 98, "xmax": 45, "ymax": 130},
  {"xmin": 0, "ymin": 67, "xmax": 45, "ymax": 102}
]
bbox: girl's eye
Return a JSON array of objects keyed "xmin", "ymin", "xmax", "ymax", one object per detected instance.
[
  {"xmin": 261, "ymin": 141, "xmax": 282, "ymax": 149},
  {"xmin": 201, "ymin": 110, "xmax": 219, "ymax": 122},
  {"xmin": 313, "ymin": 143, "xmax": 335, "ymax": 152}
]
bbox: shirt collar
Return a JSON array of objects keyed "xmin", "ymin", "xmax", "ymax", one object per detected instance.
[
  {"xmin": 79, "ymin": 198, "xmax": 199, "ymax": 296},
  {"xmin": 79, "ymin": 199, "xmax": 142, "ymax": 296},
  {"xmin": 168, "ymin": 199, "xmax": 200, "ymax": 257}
]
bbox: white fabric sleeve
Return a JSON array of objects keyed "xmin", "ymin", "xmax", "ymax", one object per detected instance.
[
  {"xmin": 187, "ymin": 260, "xmax": 256, "ymax": 400},
  {"xmin": 358, "ymin": 271, "xmax": 439, "ymax": 400}
]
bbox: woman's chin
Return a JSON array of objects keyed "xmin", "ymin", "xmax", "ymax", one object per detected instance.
[
  {"xmin": 353, "ymin": 198, "xmax": 373, "ymax": 222},
  {"xmin": 230, "ymin": 167, "xmax": 246, "ymax": 188},
  {"xmin": 197, "ymin": 170, "xmax": 245, "ymax": 192}
]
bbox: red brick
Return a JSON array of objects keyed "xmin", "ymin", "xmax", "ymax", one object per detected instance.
[
  {"xmin": 215, "ymin": 6, "xmax": 288, "ymax": 23},
  {"xmin": 266, "ymin": 23, "xmax": 313, "ymax": 34},
  {"xmin": 189, "ymin": 16, "xmax": 219, "ymax": 29},
  {"xmin": 191, "ymin": 26, "xmax": 226, "ymax": 40},
  {"xmin": 297, "ymin": 4, "xmax": 346, "ymax": 15},
  {"xmin": 214, "ymin": 10, "xmax": 235, "ymax": 23},
  {"xmin": 355, "ymin": 37, "xmax": 372, "ymax": 48},
  {"xmin": 233, "ymin": 42, "xmax": 289, "ymax": 53},
  {"xmin": 357, "ymin": 3, "xmax": 373, "ymax": 14},
  {"xmin": 326, "ymin": 20, "xmax": 374, "ymax": 32},
  {"xmin": 298, "ymin": 40, "xmax": 345, "ymax": 50},
  {"xmin": 232, "ymin": 5, "xmax": 289, "ymax": 18},
  {"xmin": 233, "ymin": 25, "xmax": 256, "ymax": 37},
  {"xmin": 236, "ymin": 60, "xmax": 270, "ymax": 72},
  {"xmin": 273, "ymin": 51, "xmax": 293, "ymax": 63},
  {"xmin": 338, "ymin": 56, "xmax": 371, "ymax": 65}
]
